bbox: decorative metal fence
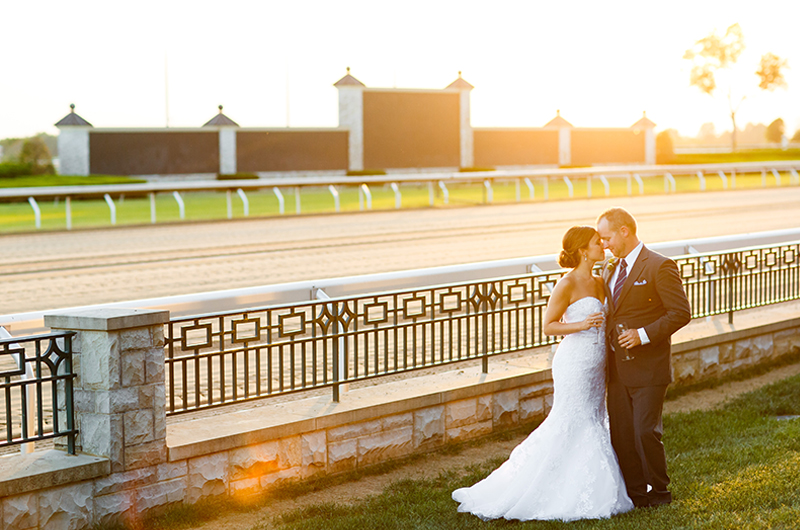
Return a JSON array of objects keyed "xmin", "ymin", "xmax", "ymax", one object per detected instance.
[
  {"xmin": 164, "ymin": 241, "xmax": 800, "ymax": 415},
  {"xmin": 0, "ymin": 331, "xmax": 78, "ymax": 454}
]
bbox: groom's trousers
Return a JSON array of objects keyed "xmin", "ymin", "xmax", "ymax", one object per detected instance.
[{"xmin": 607, "ymin": 362, "xmax": 670, "ymax": 507}]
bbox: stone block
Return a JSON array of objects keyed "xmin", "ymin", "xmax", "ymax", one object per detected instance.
[
  {"xmin": 231, "ymin": 477, "xmax": 261, "ymax": 497},
  {"xmin": 752, "ymin": 335, "xmax": 773, "ymax": 361},
  {"xmin": 328, "ymin": 439, "xmax": 358, "ymax": 474},
  {"xmin": 519, "ymin": 381, "xmax": 553, "ymax": 400},
  {"xmin": 520, "ymin": 396, "xmax": 545, "ymax": 422},
  {"xmin": 94, "ymin": 490, "xmax": 136, "ymax": 527},
  {"xmin": 39, "ymin": 483, "xmax": 93, "ymax": 530},
  {"xmin": 445, "ymin": 398, "xmax": 477, "ymax": 429},
  {"xmin": 699, "ymin": 346, "xmax": 720, "ymax": 374},
  {"xmin": 79, "ymin": 413, "xmax": 118, "ymax": 460},
  {"xmin": 136, "ymin": 477, "xmax": 186, "ymax": 513},
  {"xmin": 719, "ymin": 342, "xmax": 735, "ymax": 363},
  {"xmin": 358, "ymin": 426, "xmax": 414, "ymax": 467},
  {"xmin": 773, "ymin": 329, "xmax": 800, "ymax": 357},
  {"xmin": 125, "ymin": 440, "xmax": 167, "ymax": 471},
  {"xmin": 492, "ymin": 389, "xmax": 520, "ymax": 428},
  {"xmin": 94, "ymin": 467, "xmax": 157, "ymax": 496},
  {"xmin": 544, "ymin": 393, "xmax": 554, "ymax": 413},
  {"xmin": 261, "ymin": 467, "xmax": 301, "ymax": 490},
  {"xmin": 157, "ymin": 461, "xmax": 188, "ymax": 482},
  {"xmin": 327, "ymin": 418, "xmax": 382, "ymax": 442},
  {"xmin": 3, "ymin": 493, "xmax": 37, "ymax": 530},
  {"xmin": 446, "ymin": 420, "xmax": 492, "ymax": 443},
  {"xmin": 187, "ymin": 453, "xmax": 229, "ymax": 503},
  {"xmin": 73, "ymin": 390, "xmax": 95, "ymax": 414},
  {"xmin": 383, "ymin": 412, "xmax": 413, "ymax": 430},
  {"xmin": 151, "ymin": 326, "xmax": 165, "ymax": 348},
  {"xmin": 672, "ymin": 357, "xmax": 697, "ymax": 383},
  {"xmin": 281, "ymin": 436, "xmax": 302, "ymax": 468},
  {"xmin": 301, "ymin": 431, "xmax": 327, "ymax": 468},
  {"xmin": 413, "ymin": 406, "xmax": 444, "ymax": 449},
  {"xmin": 121, "ymin": 348, "xmax": 146, "ymax": 387},
  {"xmin": 80, "ymin": 331, "xmax": 120, "ymax": 390},
  {"xmin": 732, "ymin": 358, "xmax": 754, "ymax": 371},
  {"xmin": 146, "ymin": 350, "xmax": 166, "ymax": 384},
  {"xmin": 734, "ymin": 339, "xmax": 753, "ymax": 360},
  {"xmin": 230, "ymin": 441, "xmax": 282, "ymax": 481},
  {"xmin": 106, "ymin": 387, "xmax": 140, "ymax": 413},
  {"xmin": 124, "ymin": 409, "xmax": 155, "ymax": 445},
  {"xmin": 120, "ymin": 327, "xmax": 153, "ymax": 352},
  {"xmin": 477, "ymin": 395, "xmax": 492, "ymax": 422}
]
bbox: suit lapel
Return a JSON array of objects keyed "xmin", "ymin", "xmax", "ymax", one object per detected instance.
[
  {"xmin": 602, "ymin": 259, "xmax": 616, "ymax": 313},
  {"xmin": 615, "ymin": 246, "xmax": 649, "ymax": 309}
]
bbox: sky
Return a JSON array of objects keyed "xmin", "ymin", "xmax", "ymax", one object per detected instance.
[{"xmin": 2, "ymin": 0, "xmax": 799, "ymax": 141}]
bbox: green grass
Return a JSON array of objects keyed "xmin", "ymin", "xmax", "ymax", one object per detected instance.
[
  {"xmin": 672, "ymin": 149, "xmax": 800, "ymax": 164},
  {"xmin": 0, "ymin": 175, "xmax": 145, "ymax": 188},
  {"xmin": 1, "ymin": 171, "xmax": 797, "ymax": 233}
]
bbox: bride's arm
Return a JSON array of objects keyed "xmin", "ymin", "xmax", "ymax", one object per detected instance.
[{"xmin": 543, "ymin": 278, "xmax": 602, "ymax": 336}]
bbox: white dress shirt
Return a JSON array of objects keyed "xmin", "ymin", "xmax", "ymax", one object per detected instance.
[{"xmin": 610, "ymin": 241, "xmax": 650, "ymax": 345}]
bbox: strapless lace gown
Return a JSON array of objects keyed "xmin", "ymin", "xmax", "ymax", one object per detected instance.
[{"xmin": 452, "ymin": 297, "xmax": 634, "ymax": 521}]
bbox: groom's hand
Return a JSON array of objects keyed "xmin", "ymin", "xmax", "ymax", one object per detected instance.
[{"xmin": 618, "ymin": 329, "xmax": 642, "ymax": 349}]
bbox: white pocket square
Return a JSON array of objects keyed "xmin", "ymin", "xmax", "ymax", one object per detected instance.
[{"xmin": 634, "ymin": 279, "xmax": 647, "ymax": 286}]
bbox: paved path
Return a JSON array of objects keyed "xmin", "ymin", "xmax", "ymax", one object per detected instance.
[{"xmin": 2, "ymin": 187, "xmax": 799, "ymax": 314}]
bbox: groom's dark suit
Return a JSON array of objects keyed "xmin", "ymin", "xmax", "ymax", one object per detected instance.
[{"xmin": 603, "ymin": 245, "xmax": 690, "ymax": 507}]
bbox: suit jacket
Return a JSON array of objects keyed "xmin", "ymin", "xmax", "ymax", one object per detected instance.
[{"xmin": 603, "ymin": 246, "xmax": 691, "ymax": 387}]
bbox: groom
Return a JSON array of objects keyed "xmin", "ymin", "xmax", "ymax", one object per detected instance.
[{"xmin": 596, "ymin": 208, "xmax": 691, "ymax": 508}]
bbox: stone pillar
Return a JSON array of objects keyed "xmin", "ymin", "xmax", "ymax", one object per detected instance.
[
  {"xmin": 459, "ymin": 90, "xmax": 473, "ymax": 169},
  {"xmin": 57, "ymin": 127, "xmax": 91, "ymax": 176},
  {"xmin": 558, "ymin": 127, "xmax": 571, "ymax": 166},
  {"xmin": 219, "ymin": 128, "xmax": 237, "ymax": 174},
  {"xmin": 644, "ymin": 127, "xmax": 656, "ymax": 165},
  {"xmin": 44, "ymin": 308, "xmax": 169, "ymax": 474},
  {"xmin": 338, "ymin": 87, "xmax": 364, "ymax": 171}
]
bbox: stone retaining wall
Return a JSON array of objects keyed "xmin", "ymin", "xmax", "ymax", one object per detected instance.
[{"xmin": 1, "ymin": 310, "xmax": 798, "ymax": 529}]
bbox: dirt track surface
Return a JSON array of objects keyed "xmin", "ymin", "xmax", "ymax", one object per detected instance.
[{"xmin": 3, "ymin": 187, "xmax": 799, "ymax": 315}]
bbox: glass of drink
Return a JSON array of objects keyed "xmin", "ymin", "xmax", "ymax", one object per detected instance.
[{"xmin": 617, "ymin": 323, "xmax": 634, "ymax": 361}]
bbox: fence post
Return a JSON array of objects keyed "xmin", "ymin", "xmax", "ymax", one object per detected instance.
[{"xmin": 44, "ymin": 308, "xmax": 170, "ymax": 473}]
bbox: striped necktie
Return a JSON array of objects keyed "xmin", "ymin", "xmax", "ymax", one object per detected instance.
[{"xmin": 612, "ymin": 259, "xmax": 628, "ymax": 306}]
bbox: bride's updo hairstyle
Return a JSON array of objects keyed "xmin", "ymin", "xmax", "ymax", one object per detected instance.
[{"xmin": 558, "ymin": 225, "xmax": 597, "ymax": 268}]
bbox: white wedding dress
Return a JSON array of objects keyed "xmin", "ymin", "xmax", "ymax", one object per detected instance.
[{"xmin": 452, "ymin": 297, "xmax": 634, "ymax": 521}]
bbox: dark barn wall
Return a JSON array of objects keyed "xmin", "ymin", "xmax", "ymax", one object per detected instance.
[
  {"xmin": 570, "ymin": 129, "xmax": 645, "ymax": 166},
  {"xmin": 89, "ymin": 132, "xmax": 219, "ymax": 175},
  {"xmin": 236, "ymin": 130, "xmax": 348, "ymax": 172},
  {"xmin": 362, "ymin": 91, "xmax": 460, "ymax": 169},
  {"xmin": 473, "ymin": 129, "xmax": 560, "ymax": 167}
]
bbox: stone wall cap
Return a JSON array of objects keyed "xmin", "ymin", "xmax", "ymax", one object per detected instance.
[
  {"xmin": 44, "ymin": 308, "xmax": 170, "ymax": 331},
  {"xmin": 0, "ymin": 450, "xmax": 110, "ymax": 497}
]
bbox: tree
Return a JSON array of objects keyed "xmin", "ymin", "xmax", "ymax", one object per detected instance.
[
  {"xmin": 684, "ymin": 23, "xmax": 789, "ymax": 151},
  {"xmin": 656, "ymin": 130, "xmax": 675, "ymax": 164},
  {"xmin": 765, "ymin": 118, "xmax": 785, "ymax": 144},
  {"xmin": 18, "ymin": 136, "xmax": 54, "ymax": 175}
]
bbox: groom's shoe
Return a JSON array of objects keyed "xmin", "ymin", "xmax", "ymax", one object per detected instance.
[
  {"xmin": 631, "ymin": 497, "xmax": 650, "ymax": 509},
  {"xmin": 648, "ymin": 491, "xmax": 672, "ymax": 507}
]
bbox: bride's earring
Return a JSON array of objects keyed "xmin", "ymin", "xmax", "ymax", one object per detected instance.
[{"xmin": 583, "ymin": 254, "xmax": 587, "ymax": 261}]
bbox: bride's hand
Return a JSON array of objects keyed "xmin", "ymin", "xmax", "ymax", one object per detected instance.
[{"xmin": 582, "ymin": 312, "xmax": 604, "ymax": 331}]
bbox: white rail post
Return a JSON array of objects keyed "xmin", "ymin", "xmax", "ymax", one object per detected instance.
[
  {"xmin": 697, "ymin": 171, "xmax": 706, "ymax": 191},
  {"xmin": 360, "ymin": 183, "xmax": 372, "ymax": 210},
  {"xmin": 598, "ymin": 175, "xmax": 610, "ymax": 196},
  {"xmin": 65, "ymin": 196, "xmax": 72, "ymax": 230},
  {"xmin": 328, "ymin": 185, "xmax": 340, "ymax": 212},
  {"xmin": 236, "ymin": 188, "xmax": 249, "ymax": 217},
  {"xmin": 149, "ymin": 192, "xmax": 156, "ymax": 224},
  {"xmin": 562, "ymin": 176, "xmax": 573, "ymax": 198},
  {"xmin": 483, "ymin": 180, "xmax": 493, "ymax": 203},
  {"xmin": 103, "ymin": 193, "xmax": 116, "ymax": 225},
  {"xmin": 27, "ymin": 197, "xmax": 41, "ymax": 229},
  {"xmin": 790, "ymin": 168, "xmax": 800, "ymax": 185},
  {"xmin": 390, "ymin": 182, "xmax": 401, "ymax": 209},
  {"xmin": 358, "ymin": 185, "xmax": 364, "ymax": 210},
  {"xmin": 226, "ymin": 189, "xmax": 233, "ymax": 219},
  {"xmin": 771, "ymin": 169, "xmax": 782, "ymax": 186},
  {"xmin": 524, "ymin": 177, "xmax": 534, "ymax": 199},
  {"xmin": 515, "ymin": 178, "xmax": 521, "ymax": 202},
  {"xmin": 273, "ymin": 187, "xmax": 285, "ymax": 215},
  {"xmin": 664, "ymin": 172, "xmax": 676, "ymax": 193},
  {"xmin": 315, "ymin": 289, "xmax": 348, "ymax": 396},
  {"xmin": 438, "ymin": 181, "xmax": 449, "ymax": 205},
  {"xmin": 172, "ymin": 191, "xmax": 185, "ymax": 220},
  {"xmin": 295, "ymin": 187, "xmax": 301, "ymax": 214},
  {"xmin": 633, "ymin": 174, "xmax": 644, "ymax": 195},
  {"xmin": 626, "ymin": 174, "xmax": 632, "ymax": 195},
  {"xmin": 717, "ymin": 170, "xmax": 729, "ymax": 189},
  {"xmin": 587, "ymin": 175, "xmax": 592, "ymax": 198}
]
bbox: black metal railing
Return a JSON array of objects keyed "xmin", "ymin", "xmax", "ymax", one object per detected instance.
[
  {"xmin": 164, "ymin": 241, "xmax": 800, "ymax": 415},
  {"xmin": 0, "ymin": 331, "xmax": 78, "ymax": 454}
]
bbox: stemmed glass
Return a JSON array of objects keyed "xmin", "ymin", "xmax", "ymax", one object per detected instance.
[{"xmin": 616, "ymin": 323, "xmax": 635, "ymax": 361}]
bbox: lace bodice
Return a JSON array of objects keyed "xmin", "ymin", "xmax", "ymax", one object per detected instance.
[{"xmin": 452, "ymin": 296, "xmax": 633, "ymax": 521}]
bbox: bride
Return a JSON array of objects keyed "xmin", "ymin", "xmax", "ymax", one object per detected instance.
[{"xmin": 452, "ymin": 226, "xmax": 634, "ymax": 521}]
